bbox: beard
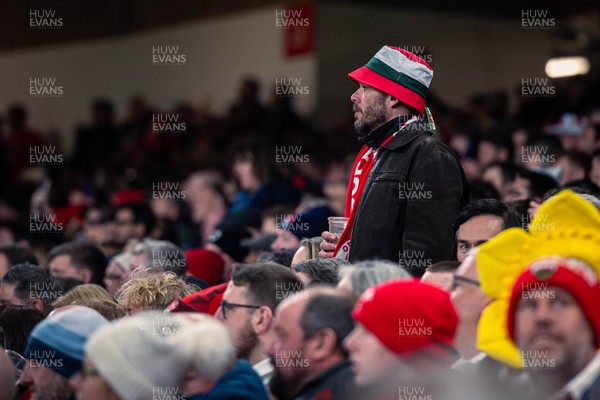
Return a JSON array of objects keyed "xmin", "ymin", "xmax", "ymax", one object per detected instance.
[
  {"xmin": 31, "ymin": 377, "xmax": 73, "ymax": 400},
  {"xmin": 235, "ymin": 318, "xmax": 259, "ymax": 361},
  {"xmin": 353, "ymin": 93, "xmax": 388, "ymax": 134},
  {"xmin": 269, "ymin": 365, "xmax": 310, "ymax": 400}
]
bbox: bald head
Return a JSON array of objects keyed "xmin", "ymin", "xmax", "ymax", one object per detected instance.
[{"xmin": 0, "ymin": 347, "xmax": 16, "ymax": 400}]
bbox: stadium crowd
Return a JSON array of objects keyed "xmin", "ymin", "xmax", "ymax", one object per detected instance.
[{"xmin": 0, "ymin": 45, "xmax": 599, "ymax": 400}]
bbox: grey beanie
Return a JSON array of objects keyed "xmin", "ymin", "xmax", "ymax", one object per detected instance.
[{"xmin": 85, "ymin": 311, "xmax": 190, "ymax": 400}]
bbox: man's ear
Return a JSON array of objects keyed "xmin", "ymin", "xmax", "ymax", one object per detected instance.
[
  {"xmin": 30, "ymin": 298, "xmax": 45, "ymax": 313},
  {"xmin": 387, "ymin": 95, "xmax": 401, "ymax": 108},
  {"xmin": 252, "ymin": 306, "xmax": 274, "ymax": 335},
  {"xmin": 308, "ymin": 328, "xmax": 339, "ymax": 361}
]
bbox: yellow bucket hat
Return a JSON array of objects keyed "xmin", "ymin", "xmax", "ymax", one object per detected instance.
[{"xmin": 475, "ymin": 190, "xmax": 600, "ymax": 368}]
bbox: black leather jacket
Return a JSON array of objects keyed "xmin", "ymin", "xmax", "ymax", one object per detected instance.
[{"xmin": 348, "ymin": 117, "xmax": 470, "ymax": 276}]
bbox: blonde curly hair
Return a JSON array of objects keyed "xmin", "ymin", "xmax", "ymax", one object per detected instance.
[{"xmin": 115, "ymin": 271, "xmax": 195, "ymax": 313}]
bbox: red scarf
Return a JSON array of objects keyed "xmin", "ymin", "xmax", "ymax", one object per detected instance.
[{"xmin": 333, "ymin": 117, "xmax": 419, "ymax": 260}]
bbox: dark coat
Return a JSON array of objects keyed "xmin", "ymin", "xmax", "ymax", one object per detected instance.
[{"xmin": 348, "ymin": 117, "xmax": 470, "ymax": 276}]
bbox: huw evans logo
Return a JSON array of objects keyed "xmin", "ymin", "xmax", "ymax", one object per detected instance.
[
  {"xmin": 275, "ymin": 9, "xmax": 310, "ymax": 28},
  {"xmin": 152, "ymin": 182, "xmax": 187, "ymax": 201},
  {"xmin": 521, "ymin": 10, "xmax": 555, "ymax": 29},
  {"xmin": 398, "ymin": 386, "xmax": 432, "ymax": 400},
  {"xmin": 152, "ymin": 386, "xmax": 185, "ymax": 400},
  {"xmin": 29, "ymin": 214, "xmax": 63, "ymax": 234},
  {"xmin": 29, "ymin": 10, "xmax": 63, "ymax": 29},
  {"xmin": 152, "ymin": 46, "xmax": 187, "ymax": 65},
  {"xmin": 400, "ymin": 45, "xmax": 433, "ymax": 64},
  {"xmin": 275, "ymin": 146, "xmax": 309, "ymax": 164},
  {"xmin": 398, "ymin": 318, "xmax": 432, "ymax": 337},
  {"xmin": 275, "ymin": 78, "xmax": 310, "ymax": 97},
  {"xmin": 152, "ymin": 114, "xmax": 186, "ymax": 134},
  {"xmin": 30, "ymin": 146, "xmax": 63, "ymax": 166},
  {"xmin": 521, "ymin": 78, "xmax": 556, "ymax": 97},
  {"xmin": 30, "ymin": 78, "xmax": 63, "ymax": 98},
  {"xmin": 275, "ymin": 214, "xmax": 309, "ymax": 231}
]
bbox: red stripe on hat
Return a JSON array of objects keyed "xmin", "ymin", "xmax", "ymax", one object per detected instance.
[{"xmin": 348, "ymin": 66, "xmax": 426, "ymax": 115}]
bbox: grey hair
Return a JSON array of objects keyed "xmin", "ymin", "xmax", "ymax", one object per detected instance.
[
  {"xmin": 340, "ymin": 259, "xmax": 412, "ymax": 296},
  {"xmin": 291, "ymin": 258, "xmax": 349, "ymax": 286},
  {"xmin": 132, "ymin": 239, "xmax": 187, "ymax": 276}
]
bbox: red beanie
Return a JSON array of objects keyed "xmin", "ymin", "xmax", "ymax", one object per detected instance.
[
  {"xmin": 185, "ymin": 248, "xmax": 225, "ymax": 287},
  {"xmin": 508, "ymin": 261, "xmax": 600, "ymax": 348},
  {"xmin": 352, "ymin": 279, "xmax": 458, "ymax": 355},
  {"xmin": 168, "ymin": 282, "xmax": 228, "ymax": 315}
]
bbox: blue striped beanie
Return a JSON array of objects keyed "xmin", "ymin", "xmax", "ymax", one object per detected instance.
[{"xmin": 24, "ymin": 306, "xmax": 109, "ymax": 378}]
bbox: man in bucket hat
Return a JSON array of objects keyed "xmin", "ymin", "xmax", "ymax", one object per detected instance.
[{"xmin": 320, "ymin": 45, "xmax": 469, "ymax": 274}]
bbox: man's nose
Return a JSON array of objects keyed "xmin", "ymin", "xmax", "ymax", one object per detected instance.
[{"xmin": 350, "ymin": 88, "xmax": 360, "ymax": 103}]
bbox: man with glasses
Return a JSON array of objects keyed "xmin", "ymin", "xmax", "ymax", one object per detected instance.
[
  {"xmin": 450, "ymin": 248, "xmax": 520, "ymax": 394},
  {"xmin": 215, "ymin": 262, "xmax": 302, "ymax": 388}
]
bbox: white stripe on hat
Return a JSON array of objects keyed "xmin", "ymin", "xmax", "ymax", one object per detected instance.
[{"xmin": 374, "ymin": 46, "xmax": 433, "ymax": 88}]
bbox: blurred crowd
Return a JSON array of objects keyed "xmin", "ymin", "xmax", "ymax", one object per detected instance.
[{"xmin": 0, "ymin": 69, "xmax": 599, "ymax": 400}]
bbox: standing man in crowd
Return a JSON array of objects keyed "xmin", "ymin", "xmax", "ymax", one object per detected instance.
[{"xmin": 321, "ymin": 46, "xmax": 469, "ymax": 275}]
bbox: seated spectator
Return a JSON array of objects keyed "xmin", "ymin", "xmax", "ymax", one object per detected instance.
[
  {"xmin": 47, "ymin": 242, "xmax": 107, "ymax": 285},
  {"xmin": 75, "ymin": 312, "xmax": 189, "ymax": 400},
  {"xmin": 177, "ymin": 313, "xmax": 270, "ymax": 400},
  {"xmin": 290, "ymin": 258, "xmax": 347, "ymax": 286},
  {"xmin": 0, "ymin": 264, "xmax": 63, "ymax": 315},
  {"xmin": 228, "ymin": 138, "xmax": 299, "ymax": 216},
  {"xmin": 115, "ymin": 271, "xmax": 195, "ymax": 315},
  {"xmin": 0, "ymin": 305, "xmax": 45, "ymax": 356},
  {"xmin": 112, "ymin": 201, "xmax": 155, "ymax": 248},
  {"xmin": 344, "ymin": 280, "xmax": 459, "ymax": 397},
  {"xmin": 503, "ymin": 168, "xmax": 558, "ymax": 203},
  {"xmin": 215, "ymin": 262, "xmax": 302, "ymax": 387},
  {"xmin": 51, "ymin": 283, "xmax": 113, "ymax": 308},
  {"xmin": 481, "ymin": 161, "xmax": 519, "ymax": 199},
  {"xmin": 129, "ymin": 238, "xmax": 187, "ymax": 277},
  {"xmin": 337, "ymin": 260, "xmax": 411, "ymax": 297},
  {"xmin": 555, "ymin": 150, "xmax": 593, "ymax": 188},
  {"xmin": 269, "ymin": 286, "xmax": 363, "ymax": 399},
  {"xmin": 183, "ymin": 170, "xmax": 229, "ymax": 245},
  {"xmin": 421, "ymin": 260, "xmax": 460, "ymax": 292},
  {"xmin": 453, "ymin": 198, "xmax": 521, "ymax": 262},
  {"xmin": 290, "ymin": 236, "xmax": 324, "ymax": 265},
  {"xmin": 20, "ymin": 306, "xmax": 109, "ymax": 400},
  {"xmin": 0, "ymin": 244, "xmax": 38, "ymax": 278},
  {"xmin": 103, "ymin": 252, "xmax": 131, "ymax": 299},
  {"xmin": 476, "ymin": 190, "xmax": 600, "ymax": 399}
]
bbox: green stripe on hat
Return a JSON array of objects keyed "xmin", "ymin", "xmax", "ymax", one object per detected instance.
[{"xmin": 364, "ymin": 57, "xmax": 428, "ymax": 98}]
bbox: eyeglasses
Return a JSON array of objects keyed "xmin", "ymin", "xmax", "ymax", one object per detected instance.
[
  {"xmin": 81, "ymin": 365, "xmax": 99, "ymax": 379},
  {"xmin": 219, "ymin": 300, "xmax": 260, "ymax": 320},
  {"xmin": 451, "ymin": 274, "xmax": 480, "ymax": 291}
]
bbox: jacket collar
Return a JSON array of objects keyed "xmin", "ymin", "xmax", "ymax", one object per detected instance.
[{"xmin": 358, "ymin": 115, "xmax": 432, "ymax": 150}]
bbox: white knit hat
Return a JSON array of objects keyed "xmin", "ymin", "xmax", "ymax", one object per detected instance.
[{"xmin": 85, "ymin": 311, "xmax": 190, "ymax": 400}]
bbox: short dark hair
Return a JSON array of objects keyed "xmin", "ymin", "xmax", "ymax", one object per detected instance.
[
  {"xmin": 0, "ymin": 305, "xmax": 45, "ymax": 355},
  {"xmin": 2, "ymin": 264, "xmax": 64, "ymax": 312},
  {"xmin": 482, "ymin": 161, "xmax": 519, "ymax": 185},
  {"xmin": 256, "ymin": 249, "xmax": 297, "ymax": 268},
  {"xmin": 48, "ymin": 243, "xmax": 107, "ymax": 285},
  {"xmin": 299, "ymin": 288, "xmax": 356, "ymax": 355},
  {"xmin": 426, "ymin": 260, "xmax": 461, "ymax": 273},
  {"xmin": 453, "ymin": 198, "xmax": 521, "ymax": 233},
  {"xmin": 231, "ymin": 262, "xmax": 303, "ymax": 311},
  {"xmin": 115, "ymin": 202, "xmax": 156, "ymax": 235},
  {"xmin": 0, "ymin": 245, "xmax": 38, "ymax": 273},
  {"xmin": 516, "ymin": 169, "xmax": 558, "ymax": 200},
  {"xmin": 291, "ymin": 259, "xmax": 346, "ymax": 286},
  {"xmin": 560, "ymin": 150, "xmax": 592, "ymax": 174}
]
